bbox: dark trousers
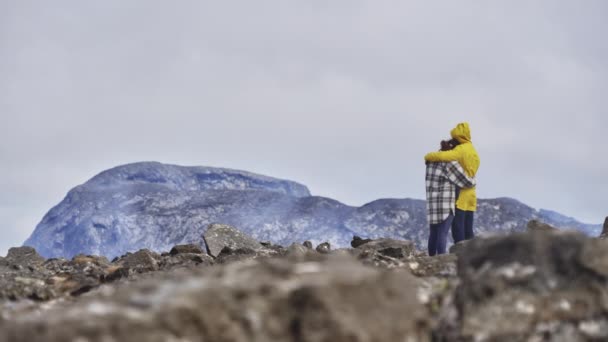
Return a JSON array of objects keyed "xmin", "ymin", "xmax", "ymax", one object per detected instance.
[
  {"xmin": 452, "ymin": 208, "xmax": 475, "ymax": 243},
  {"xmin": 428, "ymin": 214, "xmax": 454, "ymax": 256}
]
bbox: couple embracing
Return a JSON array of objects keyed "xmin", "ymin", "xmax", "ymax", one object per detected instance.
[{"xmin": 425, "ymin": 122, "xmax": 480, "ymax": 256}]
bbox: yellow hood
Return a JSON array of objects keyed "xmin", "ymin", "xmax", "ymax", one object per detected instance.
[{"xmin": 450, "ymin": 122, "xmax": 471, "ymax": 144}]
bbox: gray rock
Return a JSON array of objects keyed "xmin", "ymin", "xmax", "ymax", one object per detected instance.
[
  {"xmin": 448, "ymin": 239, "xmax": 471, "ymax": 255},
  {"xmin": 315, "ymin": 242, "xmax": 331, "ymax": 254},
  {"xmin": 446, "ymin": 230, "xmax": 608, "ymax": 341},
  {"xmin": 169, "ymin": 244, "xmax": 204, "ymax": 255},
  {"xmin": 111, "ymin": 249, "xmax": 160, "ymax": 278},
  {"xmin": 203, "ymin": 224, "xmax": 263, "ymax": 258},
  {"xmin": 302, "ymin": 241, "xmax": 313, "ymax": 249},
  {"xmin": 159, "ymin": 253, "xmax": 214, "ymax": 270},
  {"xmin": 350, "ymin": 235, "xmax": 372, "ymax": 248},
  {"xmin": 5, "ymin": 247, "xmax": 45, "ymax": 267},
  {"xmin": 0, "ymin": 255, "xmax": 431, "ymax": 342},
  {"xmin": 527, "ymin": 219, "xmax": 558, "ymax": 232},
  {"xmin": 354, "ymin": 238, "xmax": 416, "ymax": 258},
  {"xmin": 287, "ymin": 243, "xmax": 309, "ymax": 257},
  {"xmin": 600, "ymin": 217, "xmax": 608, "ymax": 238}
]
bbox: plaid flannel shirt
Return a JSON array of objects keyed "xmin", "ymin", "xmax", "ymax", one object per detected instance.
[{"xmin": 426, "ymin": 161, "xmax": 476, "ymax": 225}]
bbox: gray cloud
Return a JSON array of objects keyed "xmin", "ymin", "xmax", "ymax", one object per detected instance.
[{"xmin": 1, "ymin": 0, "xmax": 607, "ymax": 255}]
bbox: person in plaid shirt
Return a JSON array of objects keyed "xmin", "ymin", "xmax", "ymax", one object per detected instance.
[{"xmin": 426, "ymin": 141, "xmax": 476, "ymax": 256}]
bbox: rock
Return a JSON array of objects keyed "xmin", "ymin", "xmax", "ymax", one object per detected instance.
[
  {"xmin": 115, "ymin": 249, "xmax": 160, "ymax": 274},
  {"xmin": 169, "ymin": 244, "xmax": 204, "ymax": 256},
  {"xmin": 159, "ymin": 253, "xmax": 214, "ymax": 270},
  {"xmin": 354, "ymin": 238, "xmax": 416, "ymax": 258},
  {"xmin": 350, "ymin": 235, "xmax": 372, "ymax": 248},
  {"xmin": 5, "ymin": 247, "xmax": 45, "ymax": 267},
  {"xmin": 448, "ymin": 240, "xmax": 471, "ymax": 255},
  {"xmin": 287, "ymin": 243, "xmax": 310, "ymax": 257},
  {"xmin": 526, "ymin": 219, "xmax": 558, "ymax": 232},
  {"xmin": 600, "ymin": 217, "xmax": 608, "ymax": 238},
  {"xmin": 302, "ymin": 241, "xmax": 313, "ymax": 249},
  {"xmin": 315, "ymin": 242, "xmax": 331, "ymax": 254},
  {"xmin": 0, "ymin": 255, "xmax": 432, "ymax": 342},
  {"xmin": 407, "ymin": 254, "xmax": 458, "ymax": 278},
  {"xmin": 215, "ymin": 247, "xmax": 259, "ymax": 264},
  {"xmin": 203, "ymin": 224, "xmax": 263, "ymax": 258},
  {"xmin": 447, "ymin": 230, "xmax": 608, "ymax": 341}
]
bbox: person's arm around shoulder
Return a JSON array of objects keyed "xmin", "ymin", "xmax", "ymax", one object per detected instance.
[
  {"xmin": 424, "ymin": 144, "xmax": 463, "ymax": 163},
  {"xmin": 445, "ymin": 161, "xmax": 476, "ymax": 188}
]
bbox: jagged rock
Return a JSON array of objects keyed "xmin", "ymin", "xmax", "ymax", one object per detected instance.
[
  {"xmin": 108, "ymin": 249, "xmax": 161, "ymax": 280},
  {"xmin": 302, "ymin": 241, "xmax": 313, "ymax": 249},
  {"xmin": 600, "ymin": 217, "xmax": 608, "ymax": 238},
  {"xmin": 350, "ymin": 235, "xmax": 372, "ymax": 248},
  {"xmin": 120, "ymin": 249, "xmax": 160, "ymax": 271},
  {"xmin": 0, "ymin": 255, "xmax": 431, "ymax": 342},
  {"xmin": 527, "ymin": 219, "xmax": 558, "ymax": 232},
  {"xmin": 169, "ymin": 244, "xmax": 204, "ymax": 255},
  {"xmin": 447, "ymin": 230, "xmax": 608, "ymax": 341},
  {"xmin": 315, "ymin": 242, "xmax": 331, "ymax": 254},
  {"xmin": 5, "ymin": 247, "xmax": 45, "ymax": 268},
  {"xmin": 203, "ymin": 224, "xmax": 263, "ymax": 258}
]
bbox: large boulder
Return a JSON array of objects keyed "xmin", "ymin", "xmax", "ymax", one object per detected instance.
[
  {"xmin": 203, "ymin": 224, "xmax": 263, "ymax": 258},
  {"xmin": 445, "ymin": 230, "xmax": 608, "ymax": 341}
]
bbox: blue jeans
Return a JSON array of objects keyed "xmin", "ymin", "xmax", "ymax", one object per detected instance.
[
  {"xmin": 452, "ymin": 209, "xmax": 475, "ymax": 243},
  {"xmin": 428, "ymin": 214, "xmax": 454, "ymax": 256}
]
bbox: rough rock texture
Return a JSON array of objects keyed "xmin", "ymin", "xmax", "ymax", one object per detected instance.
[
  {"xmin": 600, "ymin": 216, "xmax": 608, "ymax": 238},
  {"xmin": 169, "ymin": 244, "xmax": 204, "ymax": 255},
  {"xmin": 315, "ymin": 242, "xmax": 331, "ymax": 254},
  {"xmin": 8, "ymin": 227, "xmax": 608, "ymax": 341},
  {"xmin": 24, "ymin": 163, "xmax": 601, "ymax": 259},
  {"xmin": 527, "ymin": 219, "xmax": 558, "ymax": 231},
  {"xmin": 0, "ymin": 255, "xmax": 431, "ymax": 342},
  {"xmin": 203, "ymin": 223, "xmax": 264, "ymax": 257},
  {"xmin": 444, "ymin": 230, "xmax": 608, "ymax": 341}
]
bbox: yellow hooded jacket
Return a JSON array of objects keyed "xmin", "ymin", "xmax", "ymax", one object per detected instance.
[{"xmin": 424, "ymin": 122, "xmax": 480, "ymax": 211}]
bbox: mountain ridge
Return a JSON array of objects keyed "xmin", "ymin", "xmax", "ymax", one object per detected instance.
[{"xmin": 23, "ymin": 162, "xmax": 601, "ymax": 258}]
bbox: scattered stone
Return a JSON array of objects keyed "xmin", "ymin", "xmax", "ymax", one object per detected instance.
[
  {"xmin": 202, "ymin": 223, "xmax": 263, "ymax": 257},
  {"xmin": 302, "ymin": 241, "xmax": 313, "ymax": 249},
  {"xmin": 315, "ymin": 242, "xmax": 331, "ymax": 254}
]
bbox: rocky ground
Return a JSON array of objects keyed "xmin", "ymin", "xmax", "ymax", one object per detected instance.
[{"xmin": 2, "ymin": 220, "xmax": 608, "ymax": 341}]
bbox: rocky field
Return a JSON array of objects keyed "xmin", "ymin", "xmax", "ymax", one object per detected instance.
[{"xmin": 2, "ymin": 220, "xmax": 608, "ymax": 341}]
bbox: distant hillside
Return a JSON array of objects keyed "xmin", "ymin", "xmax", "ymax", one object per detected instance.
[{"xmin": 23, "ymin": 162, "xmax": 601, "ymax": 258}]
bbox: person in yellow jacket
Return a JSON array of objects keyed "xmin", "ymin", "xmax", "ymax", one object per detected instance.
[{"xmin": 425, "ymin": 122, "xmax": 480, "ymax": 242}]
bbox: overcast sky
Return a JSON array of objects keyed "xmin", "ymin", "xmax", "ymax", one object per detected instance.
[{"xmin": 1, "ymin": 1, "xmax": 607, "ymax": 256}]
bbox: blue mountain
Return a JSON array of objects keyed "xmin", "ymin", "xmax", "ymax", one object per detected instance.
[{"xmin": 23, "ymin": 162, "xmax": 601, "ymax": 258}]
